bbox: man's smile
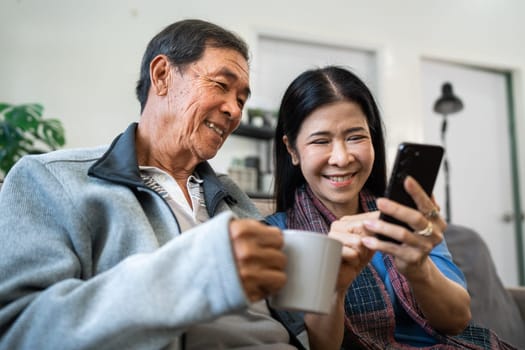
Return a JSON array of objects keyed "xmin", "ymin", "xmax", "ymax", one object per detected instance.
[{"xmin": 204, "ymin": 120, "xmax": 225, "ymax": 137}]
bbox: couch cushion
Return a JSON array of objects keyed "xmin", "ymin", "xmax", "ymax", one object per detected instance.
[{"xmin": 445, "ymin": 224, "xmax": 525, "ymax": 348}]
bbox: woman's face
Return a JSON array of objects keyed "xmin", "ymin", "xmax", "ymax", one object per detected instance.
[{"xmin": 284, "ymin": 101, "xmax": 374, "ymax": 218}]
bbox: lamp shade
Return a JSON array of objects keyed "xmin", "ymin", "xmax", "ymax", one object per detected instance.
[{"xmin": 433, "ymin": 82, "xmax": 463, "ymax": 115}]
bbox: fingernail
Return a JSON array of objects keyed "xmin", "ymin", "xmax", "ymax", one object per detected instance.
[
  {"xmin": 375, "ymin": 198, "xmax": 389, "ymax": 210},
  {"xmin": 361, "ymin": 237, "xmax": 377, "ymax": 248},
  {"xmin": 363, "ymin": 220, "xmax": 379, "ymax": 229},
  {"xmin": 347, "ymin": 235, "xmax": 361, "ymax": 244}
]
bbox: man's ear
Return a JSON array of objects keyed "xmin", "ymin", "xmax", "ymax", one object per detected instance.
[
  {"xmin": 149, "ymin": 55, "xmax": 170, "ymax": 96},
  {"xmin": 283, "ymin": 135, "xmax": 299, "ymax": 165}
]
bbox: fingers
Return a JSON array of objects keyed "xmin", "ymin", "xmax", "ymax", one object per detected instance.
[
  {"xmin": 337, "ymin": 211, "xmax": 379, "ymax": 223},
  {"xmin": 363, "ymin": 219, "xmax": 435, "ymax": 251},
  {"xmin": 404, "ymin": 176, "xmax": 447, "ymax": 231},
  {"xmin": 376, "ymin": 197, "xmax": 428, "ymax": 234},
  {"xmin": 376, "ymin": 176, "xmax": 446, "ymax": 238},
  {"xmin": 403, "ymin": 176, "xmax": 434, "ymax": 212},
  {"xmin": 330, "ymin": 211, "xmax": 379, "ymax": 236},
  {"xmin": 331, "ymin": 231, "xmax": 367, "ymax": 261},
  {"xmin": 361, "ymin": 219, "xmax": 436, "ymax": 278},
  {"xmin": 363, "ymin": 199, "xmax": 444, "ymax": 279},
  {"xmin": 230, "ymin": 219, "xmax": 284, "ymax": 248},
  {"xmin": 238, "ymin": 267, "xmax": 287, "ymax": 302},
  {"xmin": 330, "ymin": 215, "xmax": 379, "ymax": 260},
  {"xmin": 329, "ymin": 220, "xmax": 376, "ymax": 291},
  {"xmin": 229, "ymin": 219, "xmax": 287, "ymax": 302},
  {"xmin": 363, "ymin": 176, "xmax": 450, "ymax": 278}
]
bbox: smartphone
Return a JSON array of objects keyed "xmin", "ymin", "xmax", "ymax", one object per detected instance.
[{"xmin": 377, "ymin": 142, "xmax": 444, "ymax": 243}]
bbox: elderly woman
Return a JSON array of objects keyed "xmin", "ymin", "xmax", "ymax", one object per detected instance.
[{"xmin": 266, "ymin": 65, "xmax": 516, "ymax": 349}]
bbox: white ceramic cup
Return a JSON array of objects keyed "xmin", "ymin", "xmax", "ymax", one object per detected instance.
[{"xmin": 269, "ymin": 229, "xmax": 342, "ymax": 314}]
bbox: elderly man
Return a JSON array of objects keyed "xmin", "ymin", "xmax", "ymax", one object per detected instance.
[{"xmin": 0, "ymin": 19, "xmax": 357, "ymax": 349}]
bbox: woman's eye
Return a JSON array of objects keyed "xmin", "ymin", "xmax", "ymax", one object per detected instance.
[
  {"xmin": 347, "ymin": 135, "xmax": 366, "ymax": 142},
  {"xmin": 311, "ymin": 139, "xmax": 329, "ymax": 145}
]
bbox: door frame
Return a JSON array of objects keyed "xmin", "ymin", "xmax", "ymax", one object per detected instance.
[
  {"xmin": 505, "ymin": 73, "xmax": 524, "ymax": 285},
  {"xmin": 422, "ymin": 57, "xmax": 524, "ymax": 285}
]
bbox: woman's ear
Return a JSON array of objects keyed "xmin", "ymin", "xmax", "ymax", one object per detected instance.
[
  {"xmin": 149, "ymin": 55, "xmax": 170, "ymax": 96},
  {"xmin": 283, "ymin": 135, "xmax": 299, "ymax": 165}
]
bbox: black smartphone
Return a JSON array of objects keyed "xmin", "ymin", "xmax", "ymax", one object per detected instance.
[{"xmin": 377, "ymin": 142, "xmax": 444, "ymax": 243}]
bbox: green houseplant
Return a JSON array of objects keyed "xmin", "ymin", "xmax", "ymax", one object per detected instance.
[{"xmin": 0, "ymin": 103, "xmax": 65, "ymax": 179}]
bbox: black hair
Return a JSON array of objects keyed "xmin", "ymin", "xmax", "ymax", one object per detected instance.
[
  {"xmin": 136, "ymin": 19, "xmax": 249, "ymax": 113},
  {"xmin": 273, "ymin": 65, "xmax": 387, "ymax": 212}
]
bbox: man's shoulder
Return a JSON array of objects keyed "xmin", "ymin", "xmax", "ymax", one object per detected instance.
[
  {"xmin": 24, "ymin": 146, "xmax": 108, "ymax": 165},
  {"xmin": 32, "ymin": 145, "xmax": 109, "ymax": 164},
  {"xmin": 14, "ymin": 145, "xmax": 110, "ymax": 179}
]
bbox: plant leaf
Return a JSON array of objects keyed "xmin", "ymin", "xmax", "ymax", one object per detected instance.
[
  {"xmin": 5, "ymin": 106, "xmax": 39, "ymax": 132},
  {"xmin": 0, "ymin": 103, "xmax": 12, "ymax": 115},
  {"xmin": 0, "ymin": 102, "xmax": 65, "ymax": 177}
]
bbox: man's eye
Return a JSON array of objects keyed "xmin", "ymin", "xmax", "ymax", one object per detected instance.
[
  {"xmin": 215, "ymin": 81, "xmax": 227, "ymax": 90},
  {"xmin": 237, "ymin": 99, "xmax": 245, "ymax": 109}
]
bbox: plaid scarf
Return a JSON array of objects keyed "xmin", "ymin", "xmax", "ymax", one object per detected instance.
[{"xmin": 286, "ymin": 184, "xmax": 516, "ymax": 350}]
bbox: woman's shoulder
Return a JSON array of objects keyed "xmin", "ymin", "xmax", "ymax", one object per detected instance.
[{"xmin": 265, "ymin": 211, "xmax": 287, "ymax": 230}]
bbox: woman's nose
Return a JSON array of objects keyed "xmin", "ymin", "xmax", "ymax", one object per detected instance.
[{"xmin": 328, "ymin": 142, "xmax": 354, "ymax": 166}]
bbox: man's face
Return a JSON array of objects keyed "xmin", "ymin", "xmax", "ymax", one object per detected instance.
[{"xmin": 157, "ymin": 46, "xmax": 250, "ymax": 164}]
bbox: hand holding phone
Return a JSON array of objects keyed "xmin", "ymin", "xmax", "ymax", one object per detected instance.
[{"xmin": 377, "ymin": 142, "xmax": 444, "ymax": 243}]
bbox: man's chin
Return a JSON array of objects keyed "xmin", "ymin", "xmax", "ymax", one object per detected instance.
[{"xmin": 198, "ymin": 149, "xmax": 221, "ymax": 163}]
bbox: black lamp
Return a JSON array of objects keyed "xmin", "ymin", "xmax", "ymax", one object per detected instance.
[{"xmin": 433, "ymin": 82, "xmax": 463, "ymax": 223}]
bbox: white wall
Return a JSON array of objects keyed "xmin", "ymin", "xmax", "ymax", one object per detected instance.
[{"xmin": 2, "ymin": 0, "xmax": 524, "ymax": 240}]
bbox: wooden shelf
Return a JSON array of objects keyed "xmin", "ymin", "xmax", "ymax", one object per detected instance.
[
  {"xmin": 233, "ymin": 124, "xmax": 274, "ymax": 140},
  {"xmin": 245, "ymin": 191, "xmax": 274, "ymax": 199},
  {"xmin": 230, "ymin": 124, "xmax": 275, "ymax": 197}
]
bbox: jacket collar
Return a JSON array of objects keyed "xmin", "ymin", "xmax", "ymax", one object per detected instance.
[{"xmin": 88, "ymin": 122, "xmax": 236, "ymax": 217}]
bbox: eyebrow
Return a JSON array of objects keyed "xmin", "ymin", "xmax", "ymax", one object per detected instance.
[
  {"xmin": 217, "ymin": 67, "xmax": 251, "ymax": 98},
  {"xmin": 308, "ymin": 126, "xmax": 368, "ymax": 138}
]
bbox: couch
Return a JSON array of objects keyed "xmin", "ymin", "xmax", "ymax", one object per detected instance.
[{"xmin": 445, "ymin": 224, "xmax": 525, "ymax": 348}]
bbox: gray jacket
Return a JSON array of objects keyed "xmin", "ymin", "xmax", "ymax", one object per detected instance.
[{"xmin": 0, "ymin": 123, "xmax": 263, "ymax": 349}]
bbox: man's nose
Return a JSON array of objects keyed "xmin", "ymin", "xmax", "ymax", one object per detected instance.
[{"xmin": 221, "ymin": 97, "xmax": 242, "ymax": 121}]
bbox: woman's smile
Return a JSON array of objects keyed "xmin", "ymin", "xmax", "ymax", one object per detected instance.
[{"xmin": 324, "ymin": 173, "xmax": 355, "ymax": 187}]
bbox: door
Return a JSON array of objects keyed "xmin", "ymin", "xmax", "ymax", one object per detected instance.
[{"xmin": 421, "ymin": 60, "xmax": 523, "ymax": 286}]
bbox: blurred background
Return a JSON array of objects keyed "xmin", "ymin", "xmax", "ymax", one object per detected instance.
[{"xmin": 1, "ymin": 0, "xmax": 524, "ymax": 286}]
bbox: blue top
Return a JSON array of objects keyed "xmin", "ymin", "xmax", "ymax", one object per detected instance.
[{"xmin": 266, "ymin": 211, "xmax": 467, "ymax": 346}]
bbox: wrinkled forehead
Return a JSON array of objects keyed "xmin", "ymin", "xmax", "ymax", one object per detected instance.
[{"xmin": 193, "ymin": 46, "xmax": 251, "ymax": 93}]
